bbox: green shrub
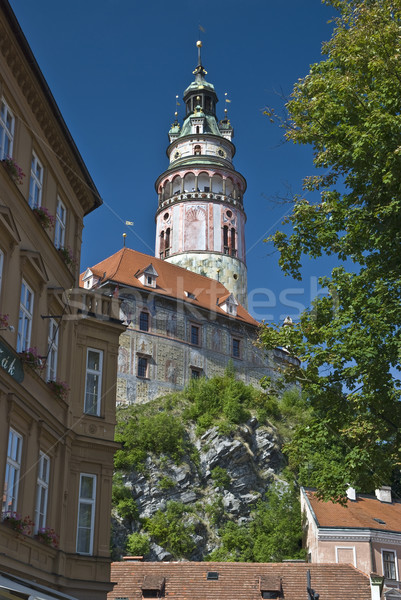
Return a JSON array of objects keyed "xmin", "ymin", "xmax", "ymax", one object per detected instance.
[
  {"xmin": 126, "ymin": 532, "xmax": 150, "ymax": 557},
  {"xmin": 115, "ymin": 410, "xmax": 186, "ymax": 471},
  {"xmin": 144, "ymin": 501, "xmax": 197, "ymax": 558},
  {"xmin": 112, "ymin": 474, "xmax": 138, "ymax": 521},
  {"xmin": 159, "ymin": 476, "xmax": 175, "ymax": 490},
  {"xmin": 211, "ymin": 466, "xmax": 231, "ymax": 489}
]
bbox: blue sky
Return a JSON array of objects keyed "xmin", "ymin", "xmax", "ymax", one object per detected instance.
[{"xmin": 9, "ymin": 0, "xmax": 337, "ymax": 322}]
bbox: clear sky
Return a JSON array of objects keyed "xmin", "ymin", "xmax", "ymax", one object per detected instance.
[{"xmin": 9, "ymin": 0, "xmax": 337, "ymax": 323}]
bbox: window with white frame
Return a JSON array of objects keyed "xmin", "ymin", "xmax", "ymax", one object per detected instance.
[
  {"xmin": 2, "ymin": 428, "xmax": 22, "ymax": 514},
  {"xmin": 84, "ymin": 349, "xmax": 103, "ymax": 416},
  {"xmin": 383, "ymin": 550, "xmax": 397, "ymax": 580},
  {"xmin": 28, "ymin": 152, "xmax": 43, "ymax": 209},
  {"xmin": 46, "ymin": 318, "xmax": 59, "ymax": 381},
  {"xmin": 34, "ymin": 452, "xmax": 50, "ymax": 532},
  {"xmin": 0, "ymin": 99, "xmax": 14, "ymax": 160},
  {"xmin": 17, "ymin": 280, "xmax": 34, "ymax": 352},
  {"xmin": 54, "ymin": 197, "xmax": 66, "ymax": 249},
  {"xmin": 76, "ymin": 473, "xmax": 96, "ymax": 555}
]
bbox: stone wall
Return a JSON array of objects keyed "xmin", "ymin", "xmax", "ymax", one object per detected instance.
[{"xmin": 117, "ymin": 292, "xmax": 271, "ymax": 404}]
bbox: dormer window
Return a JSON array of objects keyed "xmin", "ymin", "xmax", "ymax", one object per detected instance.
[
  {"xmin": 219, "ymin": 293, "xmax": 238, "ymax": 317},
  {"xmin": 137, "ymin": 264, "xmax": 159, "ymax": 289},
  {"xmin": 82, "ymin": 268, "xmax": 99, "ymax": 290},
  {"xmin": 141, "ymin": 576, "xmax": 165, "ymax": 598},
  {"xmin": 260, "ymin": 576, "xmax": 282, "ymax": 600}
]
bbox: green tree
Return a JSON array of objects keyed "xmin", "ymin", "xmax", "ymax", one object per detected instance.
[
  {"xmin": 144, "ymin": 501, "xmax": 197, "ymax": 558},
  {"xmin": 207, "ymin": 479, "xmax": 304, "ymax": 562},
  {"xmin": 261, "ymin": 0, "xmax": 401, "ymax": 500}
]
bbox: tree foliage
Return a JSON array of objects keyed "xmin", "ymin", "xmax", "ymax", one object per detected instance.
[
  {"xmin": 144, "ymin": 501, "xmax": 197, "ymax": 558},
  {"xmin": 261, "ymin": 0, "xmax": 401, "ymax": 500},
  {"xmin": 206, "ymin": 479, "xmax": 305, "ymax": 562}
]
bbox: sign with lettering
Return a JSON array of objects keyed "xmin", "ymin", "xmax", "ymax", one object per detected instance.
[{"xmin": 0, "ymin": 339, "xmax": 24, "ymax": 383}]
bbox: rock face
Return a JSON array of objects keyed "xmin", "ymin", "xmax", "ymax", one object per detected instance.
[{"xmin": 112, "ymin": 417, "xmax": 284, "ymax": 560}]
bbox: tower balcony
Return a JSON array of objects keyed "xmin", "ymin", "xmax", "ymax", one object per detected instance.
[{"xmin": 158, "ymin": 190, "xmax": 243, "ymax": 211}]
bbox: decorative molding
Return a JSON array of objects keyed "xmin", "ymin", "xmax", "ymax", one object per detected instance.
[{"xmin": 0, "ymin": 21, "xmax": 95, "ymax": 214}]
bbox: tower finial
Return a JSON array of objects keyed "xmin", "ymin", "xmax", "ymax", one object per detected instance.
[
  {"xmin": 193, "ymin": 41, "xmax": 207, "ymax": 78},
  {"xmin": 196, "ymin": 40, "xmax": 202, "ymax": 66}
]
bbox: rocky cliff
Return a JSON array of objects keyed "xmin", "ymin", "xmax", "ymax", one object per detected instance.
[{"xmin": 112, "ymin": 413, "xmax": 285, "ymax": 561}]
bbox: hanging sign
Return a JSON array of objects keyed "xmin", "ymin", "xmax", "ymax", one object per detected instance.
[{"xmin": 0, "ymin": 338, "xmax": 24, "ymax": 383}]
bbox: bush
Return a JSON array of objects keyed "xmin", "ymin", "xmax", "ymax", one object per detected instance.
[
  {"xmin": 144, "ymin": 501, "xmax": 197, "ymax": 558},
  {"xmin": 159, "ymin": 476, "xmax": 175, "ymax": 490},
  {"xmin": 112, "ymin": 474, "xmax": 138, "ymax": 521},
  {"xmin": 126, "ymin": 532, "xmax": 150, "ymax": 557},
  {"xmin": 115, "ymin": 410, "xmax": 186, "ymax": 471},
  {"xmin": 211, "ymin": 466, "xmax": 231, "ymax": 489}
]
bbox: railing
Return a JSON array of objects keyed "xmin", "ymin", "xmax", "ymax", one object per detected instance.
[
  {"xmin": 160, "ymin": 191, "xmax": 242, "ymax": 209},
  {"xmin": 65, "ymin": 290, "xmax": 122, "ymax": 322}
]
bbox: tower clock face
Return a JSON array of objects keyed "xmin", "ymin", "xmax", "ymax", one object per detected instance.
[{"xmin": 217, "ymin": 148, "xmax": 226, "ymax": 158}]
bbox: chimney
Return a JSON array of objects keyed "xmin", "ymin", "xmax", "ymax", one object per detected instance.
[
  {"xmin": 122, "ymin": 556, "xmax": 144, "ymax": 562},
  {"xmin": 375, "ymin": 486, "xmax": 392, "ymax": 503},
  {"xmin": 346, "ymin": 487, "xmax": 357, "ymax": 501}
]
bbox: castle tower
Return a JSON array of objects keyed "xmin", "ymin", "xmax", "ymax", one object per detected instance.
[{"xmin": 154, "ymin": 42, "xmax": 248, "ymax": 307}]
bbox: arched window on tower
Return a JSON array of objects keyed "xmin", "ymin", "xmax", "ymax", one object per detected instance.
[
  {"xmin": 160, "ymin": 230, "xmax": 165, "ymax": 259},
  {"xmin": 165, "ymin": 228, "xmax": 171, "ymax": 257},
  {"xmin": 223, "ymin": 226, "xmax": 229, "ymax": 255},
  {"xmin": 231, "ymin": 228, "xmax": 236, "ymax": 257},
  {"xmin": 205, "ymin": 96, "xmax": 212, "ymax": 112},
  {"xmin": 194, "ymin": 145, "xmax": 201, "ymax": 156},
  {"xmin": 196, "ymin": 126, "xmax": 200, "ymax": 134}
]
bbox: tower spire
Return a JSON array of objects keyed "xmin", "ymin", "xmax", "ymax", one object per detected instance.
[{"xmin": 193, "ymin": 40, "xmax": 207, "ymax": 80}]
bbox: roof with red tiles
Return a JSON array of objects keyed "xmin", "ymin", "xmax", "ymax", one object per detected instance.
[
  {"xmin": 80, "ymin": 247, "xmax": 258, "ymax": 326},
  {"xmin": 108, "ymin": 561, "xmax": 372, "ymax": 600},
  {"xmin": 303, "ymin": 488, "xmax": 401, "ymax": 532}
]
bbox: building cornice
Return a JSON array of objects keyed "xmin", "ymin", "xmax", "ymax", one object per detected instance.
[
  {"xmin": 0, "ymin": 1, "xmax": 101, "ymax": 215},
  {"xmin": 318, "ymin": 527, "xmax": 401, "ymax": 545}
]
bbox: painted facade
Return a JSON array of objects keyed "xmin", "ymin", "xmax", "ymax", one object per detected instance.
[
  {"xmin": 81, "ymin": 248, "xmax": 277, "ymax": 405},
  {"xmin": 0, "ymin": 3, "xmax": 124, "ymax": 599}
]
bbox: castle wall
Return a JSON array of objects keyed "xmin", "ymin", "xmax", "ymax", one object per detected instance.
[{"xmin": 117, "ymin": 292, "xmax": 270, "ymax": 404}]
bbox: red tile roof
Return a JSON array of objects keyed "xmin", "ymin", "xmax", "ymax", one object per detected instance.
[
  {"xmin": 108, "ymin": 561, "xmax": 371, "ymax": 600},
  {"xmin": 304, "ymin": 488, "xmax": 401, "ymax": 532},
  {"xmin": 80, "ymin": 247, "xmax": 258, "ymax": 326}
]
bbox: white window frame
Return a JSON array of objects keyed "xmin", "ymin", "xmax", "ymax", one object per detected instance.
[
  {"xmin": 46, "ymin": 318, "xmax": 59, "ymax": 382},
  {"xmin": 0, "ymin": 98, "xmax": 14, "ymax": 160},
  {"xmin": 2, "ymin": 428, "xmax": 22, "ymax": 515},
  {"xmin": 29, "ymin": 151, "xmax": 43, "ymax": 209},
  {"xmin": 17, "ymin": 279, "xmax": 34, "ymax": 352},
  {"xmin": 84, "ymin": 348, "xmax": 103, "ymax": 416},
  {"xmin": 382, "ymin": 549, "xmax": 398, "ymax": 581},
  {"xmin": 34, "ymin": 452, "xmax": 50, "ymax": 533},
  {"xmin": 76, "ymin": 473, "xmax": 96, "ymax": 555},
  {"xmin": 54, "ymin": 196, "xmax": 66, "ymax": 249},
  {"xmin": 335, "ymin": 545, "xmax": 356, "ymax": 567}
]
